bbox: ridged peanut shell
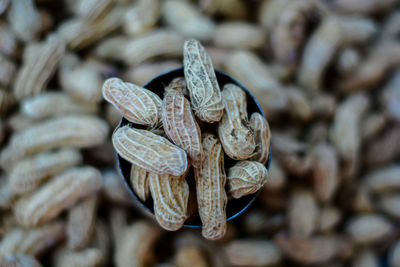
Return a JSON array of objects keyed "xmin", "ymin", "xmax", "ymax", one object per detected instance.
[
  {"xmin": 9, "ymin": 149, "xmax": 82, "ymax": 194},
  {"xmin": 21, "ymin": 92, "xmax": 98, "ymax": 119},
  {"xmin": 112, "ymin": 126, "xmax": 188, "ymax": 176},
  {"xmin": 115, "ymin": 221, "xmax": 161, "ymax": 267},
  {"xmin": 13, "ymin": 35, "xmax": 65, "ymax": 100},
  {"xmin": 102, "ymin": 77, "xmax": 162, "ymax": 127},
  {"xmin": 249, "ymin": 112, "xmax": 270, "ymax": 164},
  {"xmin": 195, "ymin": 134, "xmax": 227, "ymax": 240},
  {"xmin": 53, "ymin": 247, "xmax": 104, "ymax": 267},
  {"xmin": 0, "ymin": 115, "xmax": 109, "ymax": 169},
  {"xmin": 0, "ymin": 221, "xmax": 65, "ymax": 257},
  {"xmin": 130, "ymin": 164, "xmax": 150, "ymax": 202},
  {"xmin": 67, "ymin": 195, "xmax": 98, "ymax": 250},
  {"xmin": 218, "ymin": 83, "xmax": 255, "ymax": 160},
  {"xmin": 162, "ymin": 88, "xmax": 202, "ymax": 168},
  {"xmin": 183, "ymin": 39, "xmax": 223, "ymax": 122},
  {"xmin": 227, "ymin": 161, "xmax": 268, "ymax": 199},
  {"xmin": 149, "ymin": 172, "xmax": 189, "ymax": 231},
  {"xmin": 14, "ymin": 167, "xmax": 102, "ymax": 227}
]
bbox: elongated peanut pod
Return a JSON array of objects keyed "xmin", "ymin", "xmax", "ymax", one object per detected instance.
[{"xmin": 112, "ymin": 126, "xmax": 188, "ymax": 176}]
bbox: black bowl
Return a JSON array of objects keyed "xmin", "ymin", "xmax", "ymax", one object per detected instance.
[{"xmin": 116, "ymin": 67, "xmax": 271, "ymax": 228}]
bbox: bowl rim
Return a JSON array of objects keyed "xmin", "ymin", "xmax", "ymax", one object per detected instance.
[{"xmin": 116, "ymin": 67, "xmax": 271, "ymax": 228}]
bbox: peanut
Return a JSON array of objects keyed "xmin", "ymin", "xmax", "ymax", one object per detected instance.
[
  {"xmin": 162, "ymin": 0, "xmax": 215, "ymax": 41},
  {"xmin": 0, "ymin": 115, "xmax": 109, "ymax": 169},
  {"xmin": 123, "ymin": 30, "xmax": 184, "ymax": 66},
  {"xmin": 7, "ymin": 0, "xmax": 41, "ymax": 42},
  {"xmin": 103, "ymin": 77, "xmax": 162, "ymax": 127},
  {"xmin": 112, "ymin": 125, "xmax": 188, "ymax": 176},
  {"xmin": 13, "ymin": 34, "xmax": 65, "ymax": 100},
  {"xmin": 115, "ymin": 221, "xmax": 160, "ymax": 267},
  {"xmin": 21, "ymin": 92, "xmax": 98, "ymax": 119},
  {"xmin": 53, "ymin": 247, "xmax": 104, "ymax": 267},
  {"xmin": 218, "ymin": 83, "xmax": 255, "ymax": 160},
  {"xmin": 227, "ymin": 161, "xmax": 268, "ymax": 199},
  {"xmin": 9, "ymin": 149, "xmax": 82, "ymax": 194},
  {"xmin": 67, "ymin": 195, "xmax": 98, "ymax": 250},
  {"xmin": 162, "ymin": 79, "xmax": 202, "ymax": 167},
  {"xmin": 130, "ymin": 164, "xmax": 150, "ymax": 202},
  {"xmin": 149, "ymin": 172, "xmax": 189, "ymax": 231},
  {"xmin": 14, "ymin": 166, "xmax": 102, "ymax": 227},
  {"xmin": 249, "ymin": 112, "xmax": 270, "ymax": 164},
  {"xmin": 195, "ymin": 134, "xmax": 227, "ymax": 240},
  {"xmin": 0, "ymin": 221, "xmax": 65, "ymax": 257},
  {"xmin": 123, "ymin": 0, "xmax": 160, "ymax": 36},
  {"xmin": 183, "ymin": 38, "xmax": 223, "ymax": 122}
]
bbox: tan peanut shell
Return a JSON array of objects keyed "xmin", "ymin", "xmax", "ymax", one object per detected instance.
[
  {"xmin": 90, "ymin": 220, "xmax": 111, "ymax": 262},
  {"xmin": 364, "ymin": 165, "xmax": 400, "ymax": 193},
  {"xmin": 165, "ymin": 77, "xmax": 188, "ymax": 95},
  {"xmin": 123, "ymin": 30, "xmax": 184, "ymax": 66},
  {"xmin": 0, "ymin": 115, "xmax": 109, "ymax": 169},
  {"xmin": 227, "ymin": 161, "xmax": 268, "ymax": 199},
  {"xmin": 195, "ymin": 134, "xmax": 227, "ymax": 240},
  {"xmin": 213, "ymin": 22, "xmax": 266, "ymax": 49},
  {"xmin": 310, "ymin": 144, "xmax": 339, "ymax": 203},
  {"xmin": 330, "ymin": 93, "xmax": 369, "ymax": 180},
  {"xmin": 102, "ymin": 77, "xmax": 162, "ymax": 127},
  {"xmin": 112, "ymin": 126, "xmax": 188, "ymax": 176},
  {"xmin": 73, "ymin": 0, "xmax": 113, "ymax": 21},
  {"xmin": 130, "ymin": 164, "xmax": 150, "ymax": 202},
  {"xmin": 225, "ymin": 50, "xmax": 287, "ymax": 116},
  {"xmin": 14, "ymin": 166, "xmax": 102, "ymax": 227},
  {"xmin": 162, "ymin": 83, "xmax": 202, "ymax": 168},
  {"xmin": 288, "ymin": 189, "xmax": 319, "ymax": 238},
  {"xmin": 123, "ymin": 0, "xmax": 160, "ymax": 36},
  {"xmin": 53, "ymin": 247, "xmax": 104, "ymax": 267},
  {"xmin": 162, "ymin": 0, "xmax": 215, "ymax": 41},
  {"xmin": 124, "ymin": 61, "xmax": 181, "ymax": 86},
  {"xmin": 67, "ymin": 195, "xmax": 98, "ymax": 250},
  {"xmin": 275, "ymin": 234, "xmax": 347, "ymax": 265},
  {"xmin": 57, "ymin": 6, "xmax": 124, "ymax": 50},
  {"xmin": 224, "ymin": 240, "xmax": 282, "ymax": 266},
  {"xmin": 249, "ymin": 112, "xmax": 270, "ymax": 164},
  {"xmin": 218, "ymin": 83, "xmax": 255, "ymax": 160},
  {"xmin": 0, "ymin": 221, "xmax": 65, "ymax": 257},
  {"xmin": 7, "ymin": 0, "xmax": 41, "ymax": 42},
  {"xmin": 13, "ymin": 34, "xmax": 65, "ymax": 100},
  {"xmin": 174, "ymin": 246, "xmax": 208, "ymax": 267},
  {"xmin": 319, "ymin": 206, "xmax": 342, "ymax": 233},
  {"xmin": 183, "ymin": 38, "xmax": 224, "ymax": 122},
  {"xmin": 200, "ymin": 0, "xmax": 247, "ymax": 19},
  {"xmin": 21, "ymin": 92, "xmax": 98, "ymax": 119},
  {"xmin": 59, "ymin": 56, "xmax": 104, "ymax": 104},
  {"xmin": 9, "ymin": 149, "xmax": 82, "ymax": 194},
  {"xmin": 115, "ymin": 221, "xmax": 161, "ymax": 267},
  {"xmin": 346, "ymin": 214, "xmax": 392, "ymax": 245},
  {"xmin": 149, "ymin": 172, "xmax": 189, "ymax": 231}
]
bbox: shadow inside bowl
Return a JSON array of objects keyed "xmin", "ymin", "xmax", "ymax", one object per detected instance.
[{"xmin": 116, "ymin": 67, "xmax": 271, "ymax": 228}]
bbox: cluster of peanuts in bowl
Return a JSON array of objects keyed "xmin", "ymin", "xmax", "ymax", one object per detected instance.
[{"xmin": 103, "ymin": 39, "xmax": 271, "ymax": 240}]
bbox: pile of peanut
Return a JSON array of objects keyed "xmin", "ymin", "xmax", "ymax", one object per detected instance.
[
  {"xmin": 0, "ymin": 0, "xmax": 400, "ymax": 266},
  {"xmin": 103, "ymin": 38, "xmax": 270, "ymax": 240}
]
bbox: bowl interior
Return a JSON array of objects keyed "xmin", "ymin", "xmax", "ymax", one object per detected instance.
[{"xmin": 116, "ymin": 67, "xmax": 271, "ymax": 228}]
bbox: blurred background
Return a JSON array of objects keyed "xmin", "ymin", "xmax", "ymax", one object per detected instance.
[{"xmin": 1, "ymin": 0, "xmax": 400, "ymax": 266}]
